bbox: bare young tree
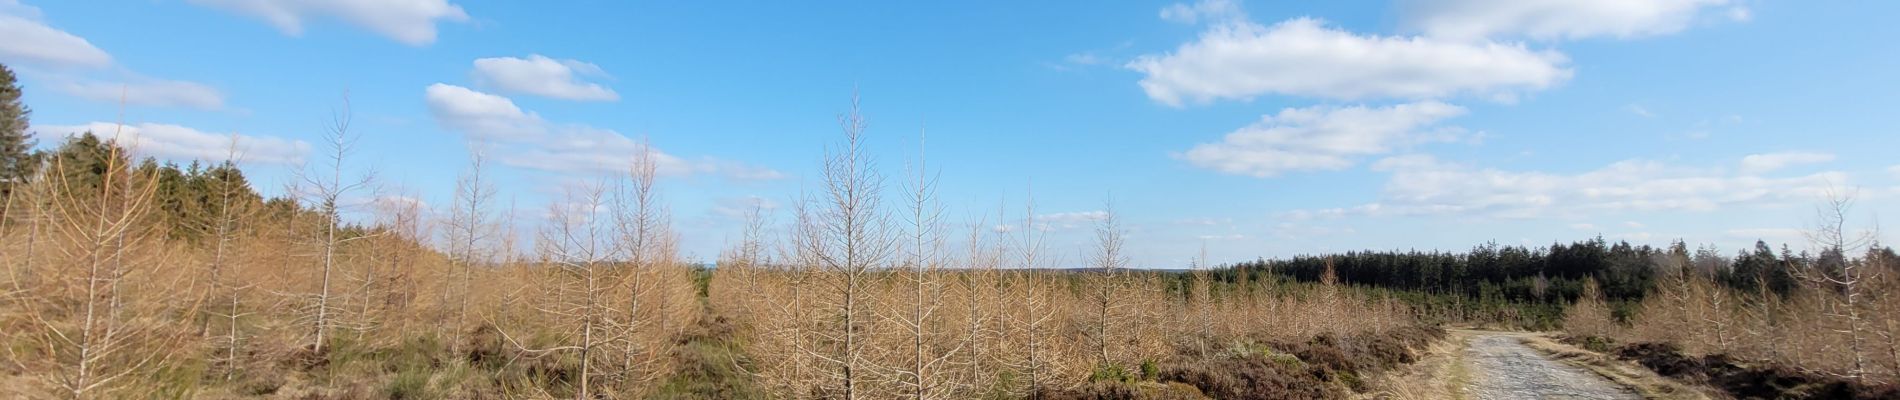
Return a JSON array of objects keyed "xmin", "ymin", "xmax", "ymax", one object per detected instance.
[
  {"xmin": 26, "ymin": 121, "xmax": 181, "ymax": 397},
  {"xmin": 1191, "ymin": 242, "xmax": 1215, "ymax": 357},
  {"xmin": 1007, "ymin": 186, "xmax": 1059, "ymax": 397},
  {"xmin": 292, "ymin": 94, "xmax": 378, "ymax": 354},
  {"xmin": 203, "ymin": 137, "xmax": 257, "ymax": 380},
  {"xmin": 606, "ymin": 138, "xmax": 687, "ymax": 393},
  {"xmin": 955, "ymin": 204, "xmax": 1006, "ymax": 395},
  {"xmin": 887, "ymin": 130, "xmax": 956, "ymax": 399},
  {"xmin": 445, "ymin": 147, "xmax": 496, "ymax": 341},
  {"xmin": 803, "ymin": 93, "xmax": 899, "ymax": 399},
  {"xmin": 1084, "ymin": 198, "xmax": 1129, "ymax": 369},
  {"xmin": 712, "ymin": 199, "xmax": 772, "ymax": 324},
  {"xmin": 502, "ymin": 182, "xmax": 618, "ymax": 399},
  {"xmin": 1795, "ymin": 189, "xmax": 1880, "ymax": 381}
]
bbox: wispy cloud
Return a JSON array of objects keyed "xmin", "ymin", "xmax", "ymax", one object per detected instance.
[
  {"xmin": 188, "ymin": 0, "xmax": 467, "ymax": 46},
  {"xmin": 1739, "ymin": 151, "xmax": 1835, "ymax": 174},
  {"xmin": 1400, "ymin": 0, "xmax": 1739, "ymax": 41},
  {"xmin": 57, "ymin": 79, "xmax": 225, "ymax": 110},
  {"xmin": 36, "ymin": 121, "xmax": 309, "ymax": 165},
  {"xmin": 425, "ymin": 83, "xmax": 782, "ymax": 181},
  {"xmin": 1289, "ymin": 153, "xmax": 1845, "ymax": 220}
]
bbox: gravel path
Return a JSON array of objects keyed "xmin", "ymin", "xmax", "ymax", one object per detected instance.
[{"xmin": 1462, "ymin": 333, "xmax": 1639, "ymax": 400}]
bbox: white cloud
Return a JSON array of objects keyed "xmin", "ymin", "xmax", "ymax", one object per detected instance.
[
  {"xmin": 1727, "ymin": 6, "xmax": 1752, "ymax": 22},
  {"xmin": 1296, "ymin": 154, "xmax": 1845, "ymax": 219},
  {"xmin": 710, "ymin": 196, "xmax": 780, "ymax": 220},
  {"xmin": 1401, "ymin": 0, "xmax": 1734, "ymax": 41},
  {"xmin": 425, "ymin": 84, "xmax": 781, "ymax": 180},
  {"xmin": 1197, "ymin": 233, "xmax": 1247, "ymax": 241},
  {"xmin": 1739, "ymin": 151, "xmax": 1835, "ymax": 174},
  {"xmin": 57, "ymin": 79, "xmax": 225, "ymax": 110},
  {"xmin": 1159, "ymin": 0, "xmax": 1243, "ymax": 25},
  {"xmin": 0, "ymin": 1, "xmax": 111, "ymax": 68},
  {"xmin": 1174, "ymin": 217, "xmax": 1231, "ymax": 226},
  {"xmin": 1127, "ymin": 17, "xmax": 1570, "ymax": 105},
  {"xmin": 425, "ymin": 83, "xmax": 546, "ymax": 140},
  {"xmin": 1623, "ymin": 221, "xmax": 1646, "ymax": 228},
  {"xmin": 1570, "ymin": 223, "xmax": 1596, "ymax": 230},
  {"xmin": 1032, "ymin": 211, "xmax": 1108, "ymax": 231},
  {"xmin": 1036, "ymin": 211, "xmax": 1107, "ymax": 223},
  {"xmin": 37, "ymin": 122, "xmax": 309, "ymax": 165},
  {"xmin": 1888, "ymin": 165, "xmax": 1900, "ymax": 179},
  {"xmin": 1626, "ymin": 104, "xmax": 1655, "ymax": 118},
  {"xmin": 189, "ymin": 0, "xmax": 467, "ymax": 46},
  {"xmin": 471, "ymin": 55, "xmax": 619, "ymax": 101},
  {"xmin": 1178, "ymin": 101, "xmax": 1468, "ymax": 177}
]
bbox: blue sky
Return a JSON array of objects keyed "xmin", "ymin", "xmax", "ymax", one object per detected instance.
[{"xmin": 4, "ymin": 0, "xmax": 1897, "ymax": 267}]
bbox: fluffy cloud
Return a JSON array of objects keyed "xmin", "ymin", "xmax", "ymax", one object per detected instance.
[
  {"xmin": 1178, "ymin": 101, "xmax": 1468, "ymax": 177},
  {"xmin": 0, "ymin": 0, "xmax": 110, "ymax": 68},
  {"xmin": 1739, "ymin": 151, "xmax": 1835, "ymax": 174},
  {"xmin": 472, "ymin": 55, "xmax": 619, "ymax": 101},
  {"xmin": 57, "ymin": 79, "xmax": 225, "ymax": 110},
  {"xmin": 424, "ymin": 83, "xmax": 546, "ymax": 140},
  {"xmin": 425, "ymin": 83, "xmax": 781, "ymax": 180},
  {"xmin": 1127, "ymin": 17, "xmax": 1570, "ymax": 105},
  {"xmin": 1889, "ymin": 165, "xmax": 1900, "ymax": 179},
  {"xmin": 37, "ymin": 122, "xmax": 309, "ymax": 165},
  {"xmin": 189, "ymin": 0, "xmax": 467, "ymax": 46},
  {"xmin": 1294, "ymin": 154, "xmax": 1844, "ymax": 219},
  {"xmin": 1401, "ymin": 0, "xmax": 1735, "ymax": 41}
]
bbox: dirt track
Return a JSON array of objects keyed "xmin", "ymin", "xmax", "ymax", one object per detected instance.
[{"xmin": 1461, "ymin": 331, "xmax": 1639, "ymax": 400}]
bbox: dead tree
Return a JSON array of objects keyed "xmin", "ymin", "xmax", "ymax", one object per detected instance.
[
  {"xmin": 1085, "ymin": 198, "xmax": 1129, "ymax": 368},
  {"xmin": 1191, "ymin": 243, "xmax": 1215, "ymax": 358},
  {"xmin": 1794, "ymin": 189, "xmax": 1879, "ymax": 381},
  {"xmin": 293, "ymin": 95, "xmax": 377, "ymax": 353},
  {"xmin": 203, "ymin": 138, "xmax": 257, "ymax": 380},
  {"xmin": 804, "ymin": 93, "xmax": 898, "ymax": 399},
  {"xmin": 606, "ymin": 140, "xmax": 682, "ymax": 393},
  {"xmin": 446, "ymin": 147, "xmax": 496, "ymax": 339},
  {"xmin": 1008, "ymin": 187, "xmax": 1058, "ymax": 397},
  {"xmin": 956, "ymin": 205, "xmax": 1006, "ymax": 395},
  {"xmin": 503, "ymin": 183, "xmax": 618, "ymax": 399},
  {"xmin": 888, "ymin": 130, "xmax": 955, "ymax": 399},
  {"xmin": 29, "ymin": 124, "xmax": 176, "ymax": 398}
]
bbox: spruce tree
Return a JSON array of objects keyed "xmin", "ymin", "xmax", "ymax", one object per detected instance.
[{"xmin": 0, "ymin": 63, "xmax": 35, "ymax": 206}]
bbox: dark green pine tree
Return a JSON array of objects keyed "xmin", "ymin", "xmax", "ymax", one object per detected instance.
[
  {"xmin": 47, "ymin": 132, "xmax": 121, "ymax": 196},
  {"xmin": 0, "ymin": 63, "xmax": 36, "ymax": 208}
]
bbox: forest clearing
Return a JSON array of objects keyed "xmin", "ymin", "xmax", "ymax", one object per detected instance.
[{"xmin": 4, "ymin": 0, "xmax": 1899, "ymax": 398}]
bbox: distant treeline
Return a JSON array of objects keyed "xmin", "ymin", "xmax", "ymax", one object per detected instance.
[{"xmin": 1213, "ymin": 238, "xmax": 1896, "ymax": 327}]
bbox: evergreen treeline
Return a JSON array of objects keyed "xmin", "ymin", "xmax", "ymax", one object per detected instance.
[{"xmin": 1227, "ymin": 237, "xmax": 1895, "ymax": 328}]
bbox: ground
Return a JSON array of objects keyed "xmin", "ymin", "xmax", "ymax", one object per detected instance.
[
  {"xmin": 1371, "ymin": 329, "xmax": 1710, "ymax": 400},
  {"xmin": 1461, "ymin": 332, "xmax": 1638, "ymax": 399}
]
